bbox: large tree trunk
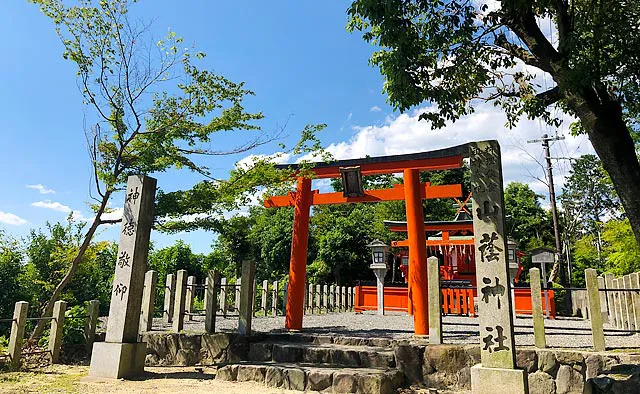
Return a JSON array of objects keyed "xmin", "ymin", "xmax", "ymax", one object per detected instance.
[
  {"xmin": 566, "ymin": 87, "xmax": 640, "ymax": 249},
  {"xmin": 29, "ymin": 191, "xmax": 112, "ymax": 341}
]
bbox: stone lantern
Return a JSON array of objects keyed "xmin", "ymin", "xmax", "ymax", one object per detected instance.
[{"xmin": 367, "ymin": 239, "xmax": 389, "ymax": 315}]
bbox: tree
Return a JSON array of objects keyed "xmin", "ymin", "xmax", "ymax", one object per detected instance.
[
  {"xmin": 504, "ymin": 182, "xmax": 553, "ymax": 250},
  {"xmin": 0, "ymin": 232, "xmax": 25, "ymax": 336},
  {"xmin": 28, "ymin": 0, "xmax": 273, "ymax": 339},
  {"xmin": 347, "ymin": 0, "xmax": 640, "ymax": 250},
  {"xmin": 560, "ymin": 154, "xmax": 621, "ymax": 262}
]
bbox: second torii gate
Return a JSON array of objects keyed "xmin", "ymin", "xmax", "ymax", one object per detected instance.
[{"xmin": 263, "ymin": 144, "xmax": 469, "ymax": 335}]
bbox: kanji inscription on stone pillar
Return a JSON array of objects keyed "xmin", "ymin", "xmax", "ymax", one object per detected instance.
[{"xmin": 469, "ymin": 141, "xmax": 516, "ymax": 369}]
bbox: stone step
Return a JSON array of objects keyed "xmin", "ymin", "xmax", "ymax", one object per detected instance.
[
  {"xmin": 215, "ymin": 361, "xmax": 403, "ymax": 394},
  {"xmin": 248, "ymin": 341, "xmax": 396, "ymax": 369},
  {"xmin": 264, "ymin": 333, "xmax": 396, "ymax": 348}
]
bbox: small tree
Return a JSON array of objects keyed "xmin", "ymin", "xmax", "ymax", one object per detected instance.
[{"xmin": 28, "ymin": 0, "xmax": 288, "ymax": 339}]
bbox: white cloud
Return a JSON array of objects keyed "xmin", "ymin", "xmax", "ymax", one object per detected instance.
[
  {"xmin": 32, "ymin": 200, "xmax": 72, "ymax": 213},
  {"xmin": 100, "ymin": 207, "xmax": 123, "ymax": 223},
  {"xmin": 236, "ymin": 152, "xmax": 292, "ymax": 170},
  {"xmin": 0, "ymin": 211, "xmax": 28, "ymax": 226},
  {"xmin": 27, "ymin": 184, "xmax": 55, "ymax": 194},
  {"xmin": 370, "ymin": 105, "xmax": 382, "ymax": 113}
]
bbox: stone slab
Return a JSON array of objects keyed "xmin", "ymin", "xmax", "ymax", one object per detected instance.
[
  {"xmin": 470, "ymin": 364, "xmax": 529, "ymax": 394},
  {"xmin": 88, "ymin": 342, "xmax": 147, "ymax": 379}
]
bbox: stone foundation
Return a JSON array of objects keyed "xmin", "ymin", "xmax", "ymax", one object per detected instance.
[{"xmin": 140, "ymin": 332, "xmax": 640, "ymax": 393}]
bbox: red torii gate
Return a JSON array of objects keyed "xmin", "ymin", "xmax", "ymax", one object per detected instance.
[{"xmin": 263, "ymin": 144, "xmax": 470, "ymax": 336}]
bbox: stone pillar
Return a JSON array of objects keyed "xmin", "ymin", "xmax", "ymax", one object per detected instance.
[
  {"xmin": 468, "ymin": 141, "xmax": 526, "ymax": 394},
  {"xmin": 341, "ymin": 286, "xmax": 347, "ymax": 312},
  {"xmin": 219, "ymin": 277, "xmax": 228, "ymax": 318},
  {"xmin": 261, "ymin": 280, "xmax": 269, "ymax": 315},
  {"xmin": 624, "ymin": 275, "xmax": 636, "ymax": 330},
  {"xmin": 322, "ymin": 284, "xmax": 328, "ymax": 313},
  {"xmin": 597, "ymin": 276, "xmax": 608, "ymax": 322},
  {"xmin": 173, "ymin": 269, "xmax": 188, "ymax": 332},
  {"xmin": 308, "ymin": 283, "xmax": 314, "ymax": 314},
  {"xmin": 186, "ymin": 276, "xmax": 195, "ymax": 321},
  {"xmin": 163, "ymin": 273, "xmax": 175, "ymax": 324},
  {"xmin": 616, "ymin": 278, "xmax": 629, "ymax": 329},
  {"xmin": 631, "ymin": 273, "xmax": 640, "ymax": 332},
  {"xmin": 90, "ymin": 175, "xmax": 156, "ymax": 379},
  {"xmin": 529, "ymin": 268, "xmax": 546, "ymax": 349},
  {"xmin": 604, "ymin": 273, "xmax": 616, "ymax": 325},
  {"xmin": 371, "ymin": 263, "xmax": 387, "ymax": 315},
  {"xmin": 272, "ymin": 280, "xmax": 278, "ymax": 316},
  {"xmin": 238, "ymin": 260, "xmax": 256, "ymax": 335},
  {"xmin": 336, "ymin": 286, "xmax": 341, "ymax": 311},
  {"xmin": 329, "ymin": 285, "xmax": 335, "ymax": 312},
  {"xmin": 48, "ymin": 300, "xmax": 67, "ymax": 363},
  {"xmin": 252, "ymin": 280, "xmax": 257, "ymax": 317},
  {"xmin": 204, "ymin": 276, "xmax": 210, "ymax": 310},
  {"xmin": 8, "ymin": 301, "xmax": 28, "ymax": 370},
  {"xmin": 85, "ymin": 300, "xmax": 99, "ymax": 356},
  {"xmin": 585, "ymin": 269, "xmax": 606, "ymax": 351},
  {"xmin": 352, "ymin": 287, "xmax": 356, "ymax": 311},
  {"xmin": 205, "ymin": 270, "xmax": 219, "ymax": 334},
  {"xmin": 140, "ymin": 270, "xmax": 158, "ymax": 333},
  {"xmin": 235, "ymin": 278, "xmax": 242, "ymax": 312},
  {"xmin": 428, "ymin": 257, "xmax": 442, "ymax": 345}
]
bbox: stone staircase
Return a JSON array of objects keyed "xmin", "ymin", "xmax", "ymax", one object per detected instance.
[{"xmin": 214, "ymin": 333, "xmax": 404, "ymax": 393}]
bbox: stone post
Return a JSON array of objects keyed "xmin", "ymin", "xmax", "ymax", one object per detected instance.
[
  {"xmin": 140, "ymin": 270, "xmax": 158, "ymax": 333},
  {"xmin": 272, "ymin": 280, "xmax": 278, "ymax": 316},
  {"xmin": 597, "ymin": 276, "xmax": 608, "ymax": 322},
  {"xmin": 48, "ymin": 300, "xmax": 67, "ymax": 364},
  {"xmin": 282, "ymin": 281, "xmax": 288, "ymax": 316},
  {"xmin": 428, "ymin": 257, "xmax": 442, "ymax": 345},
  {"xmin": 163, "ymin": 273, "xmax": 175, "ymax": 324},
  {"xmin": 186, "ymin": 276, "xmax": 195, "ymax": 321},
  {"xmin": 262, "ymin": 280, "xmax": 269, "ymax": 315},
  {"xmin": 252, "ymin": 280, "xmax": 257, "ymax": 317},
  {"xmin": 323, "ymin": 284, "xmax": 328, "ymax": 313},
  {"xmin": 631, "ymin": 273, "xmax": 640, "ymax": 332},
  {"xmin": 238, "ymin": 260, "xmax": 256, "ymax": 335},
  {"xmin": 604, "ymin": 273, "xmax": 616, "ymax": 325},
  {"xmin": 315, "ymin": 284, "xmax": 322, "ymax": 313},
  {"xmin": 337, "ymin": 286, "xmax": 342, "ymax": 311},
  {"xmin": 89, "ymin": 175, "xmax": 156, "ymax": 379},
  {"xmin": 308, "ymin": 283, "xmax": 314, "ymax": 314},
  {"xmin": 341, "ymin": 286, "xmax": 347, "ymax": 312},
  {"xmin": 624, "ymin": 275, "xmax": 636, "ymax": 330},
  {"xmin": 8, "ymin": 301, "xmax": 28, "ymax": 370},
  {"xmin": 612, "ymin": 279, "xmax": 622, "ymax": 328},
  {"xmin": 235, "ymin": 277, "xmax": 242, "ymax": 312},
  {"xmin": 173, "ymin": 269, "xmax": 188, "ymax": 332},
  {"xmin": 585, "ymin": 269, "xmax": 606, "ymax": 351},
  {"xmin": 85, "ymin": 300, "xmax": 99, "ymax": 356},
  {"xmin": 204, "ymin": 276, "xmax": 210, "ymax": 310},
  {"xmin": 329, "ymin": 285, "xmax": 335, "ymax": 311},
  {"xmin": 352, "ymin": 287, "xmax": 356, "ymax": 311},
  {"xmin": 529, "ymin": 268, "xmax": 546, "ymax": 349},
  {"xmin": 617, "ymin": 278, "xmax": 629, "ymax": 329},
  {"xmin": 205, "ymin": 270, "xmax": 219, "ymax": 334},
  {"xmin": 219, "ymin": 277, "xmax": 228, "ymax": 318},
  {"xmin": 468, "ymin": 141, "xmax": 526, "ymax": 394},
  {"xmin": 371, "ymin": 263, "xmax": 387, "ymax": 316}
]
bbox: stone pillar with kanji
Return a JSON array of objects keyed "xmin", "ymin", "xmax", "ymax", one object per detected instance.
[
  {"xmin": 89, "ymin": 175, "xmax": 156, "ymax": 379},
  {"xmin": 468, "ymin": 141, "xmax": 528, "ymax": 394}
]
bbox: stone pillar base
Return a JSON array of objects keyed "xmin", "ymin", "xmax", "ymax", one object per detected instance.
[
  {"xmin": 88, "ymin": 342, "xmax": 147, "ymax": 379},
  {"xmin": 471, "ymin": 364, "xmax": 529, "ymax": 394}
]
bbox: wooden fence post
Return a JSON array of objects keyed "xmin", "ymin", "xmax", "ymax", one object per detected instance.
[
  {"xmin": 8, "ymin": 301, "xmax": 28, "ymax": 370},
  {"xmin": 140, "ymin": 270, "xmax": 157, "ymax": 332},
  {"xmin": 205, "ymin": 270, "xmax": 219, "ymax": 334},
  {"xmin": 186, "ymin": 276, "xmax": 196, "ymax": 321},
  {"xmin": 219, "ymin": 277, "xmax": 228, "ymax": 318},
  {"xmin": 329, "ymin": 285, "xmax": 335, "ymax": 312},
  {"xmin": 271, "ymin": 280, "xmax": 278, "ymax": 316},
  {"xmin": 262, "ymin": 280, "xmax": 269, "ymax": 316},
  {"xmin": 163, "ymin": 273, "xmax": 175, "ymax": 324},
  {"xmin": 604, "ymin": 273, "xmax": 616, "ymax": 325},
  {"xmin": 623, "ymin": 275, "xmax": 636, "ymax": 330},
  {"xmin": 173, "ymin": 270, "xmax": 187, "ymax": 332},
  {"xmin": 85, "ymin": 300, "xmax": 99, "ymax": 355},
  {"xmin": 315, "ymin": 284, "xmax": 321, "ymax": 314},
  {"xmin": 49, "ymin": 300, "xmax": 67, "ymax": 363},
  {"xmin": 529, "ymin": 268, "xmax": 546, "ymax": 348},
  {"xmin": 631, "ymin": 273, "xmax": 640, "ymax": 332},
  {"xmin": 597, "ymin": 276, "xmax": 608, "ymax": 322},
  {"xmin": 235, "ymin": 278, "xmax": 242, "ymax": 312},
  {"xmin": 252, "ymin": 280, "xmax": 257, "ymax": 317},
  {"xmin": 585, "ymin": 269, "xmax": 606, "ymax": 352}
]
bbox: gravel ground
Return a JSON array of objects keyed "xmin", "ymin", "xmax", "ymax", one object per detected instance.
[{"xmin": 147, "ymin": 310, "xmax": 640, "ymax": 351}]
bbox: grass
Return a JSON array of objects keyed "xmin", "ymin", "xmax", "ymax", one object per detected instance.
[{"xmin": 0, "ymin": 365, "xmax": 87, "ymax": 393}]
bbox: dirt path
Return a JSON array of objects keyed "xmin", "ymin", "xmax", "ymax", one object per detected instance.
[{"xmin": 0, "ymin": 365, "xmax": 300, "ymax": 394}]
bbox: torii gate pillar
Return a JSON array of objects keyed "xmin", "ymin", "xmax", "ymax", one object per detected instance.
[
  {"xmin": 404, "ymin": 169, "xmax": 429, "ymax": 336},
  {"xmin": 285, "ymin": 176, "xmax": 312, "ymax": 330}
]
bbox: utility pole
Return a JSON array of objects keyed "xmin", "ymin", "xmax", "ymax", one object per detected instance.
[{"xmin": 527, "ymin": 134, "xmax": 570, "ymax": 296}]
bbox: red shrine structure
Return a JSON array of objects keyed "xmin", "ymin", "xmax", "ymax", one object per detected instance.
[{"xmin": 264, "ymin": 144, "xmax": 555, "ymax": 336}]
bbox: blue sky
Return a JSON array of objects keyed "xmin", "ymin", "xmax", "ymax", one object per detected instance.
[{"xmin": 0, "ymin": 1, "xmax": 593, "ymax": 253}]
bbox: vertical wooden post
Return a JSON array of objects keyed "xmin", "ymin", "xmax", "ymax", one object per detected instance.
[
  {"xmin": 219, "ymin": 277, "xmax": 228, "ymax": 318},
  {"xmin": 239, "ymin": 261, "xmax": 256, "ymax": 335},
  {"xmin": 252, "ymin": 280, "xmax": 257, "ymax": 317},
  {"xmin": 585, "ymin": 269, "xmax": 606, "ymax": 351},
  {"xmin": 205, "ymin": 270, "xmax": 219, "ymax": 334},
  {"xmin": 529, "ymin": 268, "xmax": 546, "ymax": 348},
  {"xmin": 85, "ymin": 300, "xmax": 99, "ymax": 355},
  {"xmin": 428, "ymin": 257, "xmax": 442, "ymax": 345},
  {"xmin": 341, "ymin": 286, "xmax": 347, "ymax": 312},
  {"xmin": 140, "ymin": 270, "xmax": 157, "ymax": 332},
  {"xmin": 631, "ymin": 273, "xmax": 640, "ymax": 332},
  {"xmin": 612, "ymin": 279, "xmax": 623, "ymax": 328},
  {"xmin": 308, "ymin": 283, "xmax": 314, "ymax": 314},
  {"xmin": 163, "ymin": 273, "xmax": 175, "ymax": 324},
  {"xmin": 173, "ymin": 270, "xmax": 187, "ymax": 332},
  {"xmin": 235, "ymin": 278, "xmax": 242, "ymax": 312},
  {"xmin": 323, "ymin": 284, "xmax": 328, "ymax": 313},
  {"xmin": 262, "ymin": 280, "xmax": 269, "ymax": 316},
  {"xmin": 604, "ymin": 273, "xmax": 616, "ymax": 325},
  {"xmin": 272, "ymin": 280, "xmax": 278, "ymax": 316},
  {"xmin": 316, "ymin": 284, "xmax": 321, "ymax": 314},
  {"xmin": 597, "ymin": 276, "xmax": 608, "ymax": 322},
  {"xmin": 186, "ymin": 276, "xmax": 195, "ymax": 321},
  {"xmin": 624, "ymin": 275, "xmax": 636, "ymax": 330},
  {"xmin": 404, "ymin": 168, "xmax": 429, "ymax": 336},
  {"xmin": 8, "ymin": 301, "xmax": 28, "ymax": 370},
  {"xmin": 329, "ymin": 285, "xmax": 335, "ymax": 312},
  {"xmin": 286, "ymin": 176, "xmax": 312, "ymax": 330},
  {"xmin": 49, "ymin": 300, "xmax": 67, "ymax": 364}
]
